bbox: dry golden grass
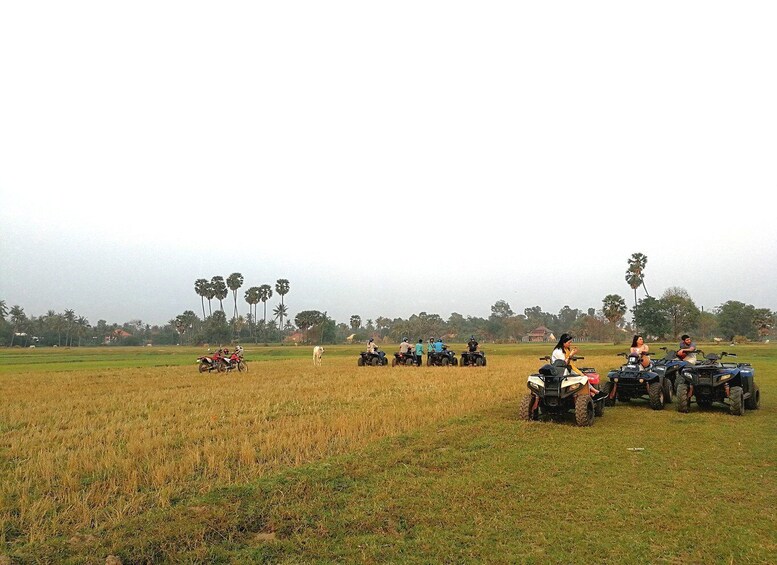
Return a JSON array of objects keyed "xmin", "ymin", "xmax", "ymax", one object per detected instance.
[{"xmin": 2, "ymin": 351, "xmax": 581, "ymax": 543}]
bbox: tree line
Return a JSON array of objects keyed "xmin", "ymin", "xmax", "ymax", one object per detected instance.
[{"xmin": 1, "ymin": 253, "xmax": 774, "ymax": 347}]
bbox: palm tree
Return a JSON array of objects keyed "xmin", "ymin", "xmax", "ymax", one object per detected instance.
[
  {"xmin": 273, "ymin": 304, "xmax": 288, "ymax": 338},
  {"xmin": 204, "ymin": 281, "xmax": 216, "ymax": 316},
  {"xmin": 0, "ymin": 299, "xmax": 7, "ymax": 320},
  {"xmin": 63, "ymin": 309, "xmax": 75, "ymax": 347},
  {"xmin": 9, "ymin": 305, "xmax": 26, "ymax": 347},
  {"xmin": 244, "ymin": 286, "xmax": 261, "ymax": 339},
  {"xmin": 76, "ymin": 316, "xmax": 89, "ymax": 346},
  {"xmin": 226, "ymin": 272, "xmax": 244, "ymax": 320},
  {"xmin": 625, "ymin": 252, "xmax": 649, "ymax": 308},
  {"xmin": 194, "ymin": 278, "xmax": 209, "ymax": 320},
  {"xmin": 258, "ymin": 284, "xmax": 273, "ymax": 324},
  {"xmin": 211, "ymin": 276, "xmax": 228, "ymax": 313},
  {"xmin": 350, "ymin": 315, "xmax": 362, "ymax": 333},
  {"xmin": 275, "ymin": 279, "xmax": 290, "ymax": 335}
]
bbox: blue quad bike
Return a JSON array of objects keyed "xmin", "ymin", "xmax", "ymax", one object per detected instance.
[
  {"xmin": 600, "ymin": 351, "xmax": 672, "ymax": 410},
  {"xmin": 676, "ymin": 351, "xmax": 761, "ymax": 415},
  {"xmin": 650, "ymin": 346, "xmax": 695, "ymax": 395}
]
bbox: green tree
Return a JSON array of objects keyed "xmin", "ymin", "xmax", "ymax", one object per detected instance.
[
  {"xmin": 490, "ymin": 300, "xmax": 514, "ymax": 318},
  {"xmin": 632, "ymin": 296, "xmax": 670, "ymax": 338},
  {"xmin": 275, "ymin": 279, "xmax": 290, "ymax": 335},
  {"xmin": 226, "ymin": 272, "xmax": 244, "ymax": 320},
  {"xmin": 753, "ymin": 308, "xmax": 775, "ymax": 340},
  {"xmin": 63, "ymin": 309, "xmax": 76, "ymax": 347},
  {"xmin": 661, "ymin": 287, "xmax": 700, "ymax": 339},
  {"xmin": 194, "ymin": 278, "xmax": 209, "ymax": 319},
  {"xmin": 350, "ymin": 315, "xmax": 362, "ymax": 333},
  {"xmin": 625, "ymin": 252, "xmax": 649, "ymax": 308},
  {"xmin": 204, "ymin": 310, "xmax": 231, "ymax": 344},
  {"xmin": 296, "ymin": 310, "xmax": 327, "ymax": 343},
  {"xmin": 0, "ymin": 299, "xmax": 7, "ymax": 320},
  {"xmin": 273, "ymin": 303, "xmax": 289, "ymax": 338},
  {"xmin": 715, "ymin": 301, "xmax": 764, "ymax": 340}
]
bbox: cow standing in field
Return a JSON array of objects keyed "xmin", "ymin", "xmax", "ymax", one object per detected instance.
[{"xmin": 313, "ymin": 346, "xmax": 324, "ymax": 366}]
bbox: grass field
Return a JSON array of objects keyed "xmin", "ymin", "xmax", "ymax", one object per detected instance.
[{"xmin": 1, "ymin": 343, "xmax": 775, "ymax": 564}]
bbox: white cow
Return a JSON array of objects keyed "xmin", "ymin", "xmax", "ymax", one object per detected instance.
[{"xmin": 313, "ymin": 345, "xmax": 324, "ymax": 366}]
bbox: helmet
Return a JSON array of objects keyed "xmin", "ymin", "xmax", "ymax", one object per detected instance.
[
  {"xmin": 402, "ymin": 337, "xmax": 408, "ymax": 342},
  {"xmin": 436, "ymin": 338, "xmax": 442, "ymax": 342},
  {"xmin": 369, "ymin": 338, "xmax": 374, "ymax": 343},
  {"xmin": 470, "ymin": 335, "xmax": 475, "ymax": 340}
]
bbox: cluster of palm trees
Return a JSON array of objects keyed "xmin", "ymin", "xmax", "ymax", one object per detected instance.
[{"xmin": 193, "ymin": 275, "xmax": 291, "ymax": 333}]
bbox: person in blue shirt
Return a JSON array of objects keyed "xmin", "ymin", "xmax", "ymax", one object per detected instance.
[
  {"xmin": 433, "ymin": 338, "xmax": 444, "ymax": 353},
  {"xmin": 414, "ymin": 339, "xmax": 424, "ymax": 366}
]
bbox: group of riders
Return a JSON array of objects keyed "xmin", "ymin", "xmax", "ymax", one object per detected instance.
[
  {"xmin": 207, "ymin": 344, "xmax": 244, "ymax": 369},
  {"xmin": 551, "ymin": 332, "xmax": 698, "ymax": 397},
  {"xmin": 367, "ymin": 335, "xmax": 480, "ymax": 365}
]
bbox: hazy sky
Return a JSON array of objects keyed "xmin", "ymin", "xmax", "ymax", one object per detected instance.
[{"xmin": 2, "ymin": 1, "xmax": 776, "ymax": 327}]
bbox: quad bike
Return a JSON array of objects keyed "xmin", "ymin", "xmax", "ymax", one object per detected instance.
[
  {"xmin": 197, "ymin": 355, "xmax": 225, "ymax": 373},
  {"xmin": 460, "ymin": 350, "xmax": 487, "ymax": 367},
  {"xmin": 650, "ymin": 346, "xmax": 694, "ymax": 395},
  {"xmin": 391, "ymin": 352, "xmax": 420, "ymax": 367},
  {"xmin": 600, "ymin": 351, "xmax": 672, "ymax": 410},
  {"xmin": 358, "ymin": 350, "xmax": 388, "ymax": 366},
  {"xmin": 519, "ymin": 356, "xmax": 606, "ymax": 426},
  {"xmin": 427, "ymin": 346, "xmax": 458, "ymax": 366},
  {"xmin": 676, "ymin": 351, "xmax": 760, "ymax": 415}
]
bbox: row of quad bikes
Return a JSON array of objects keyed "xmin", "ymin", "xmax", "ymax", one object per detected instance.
[
  {"xmin": 520, "ymin": 347, "xmax": 761, "ymax": 427},
  {"xmin": 357, "ymin": 349, "xmax": 487, "ymax": 367}
]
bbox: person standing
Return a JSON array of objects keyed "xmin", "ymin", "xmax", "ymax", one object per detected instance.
[{"xmin": 415, "ymin": 339, "xmax": 424, "ymax": 366}]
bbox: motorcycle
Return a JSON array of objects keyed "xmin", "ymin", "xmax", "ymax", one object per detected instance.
[{"xmin": 197, "ymin": 355, "xmax": 225, "ymax": 373}]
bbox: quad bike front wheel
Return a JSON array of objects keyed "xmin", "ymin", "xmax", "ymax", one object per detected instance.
[
  {"xmin": 648, "ymin": 381, "xmax": 665, "ymax": 410},
  {"xmin": 575, "ymin": 395, "xmax": 595, "ymax": 427},
  {"xmin": 519, "ymin": 394, "xmax": 539, "ymax": 421},
  {"xmin": 729, "ymin": 386, "xmax": 744, "ymax": 416},
  {"xmin": 676, "ymin": 382, "xmax": 690, "ymax": 413}
]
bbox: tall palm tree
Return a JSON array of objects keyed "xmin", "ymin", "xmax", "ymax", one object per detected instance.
[
  {"xmin": 226, "ymin": 272, "xmax": 244, "ymax": 321},
  {"xmin": 204, "ymin": 281, "xmax": 216, "ymax": 316},
  {"xmin": 194, "ymin": 278, "xmax": 209, "ymax": 320},
  {"xmin": 0, "ymin": 299, "xmax": 7, "ymax": 320},
  {"xmin": 244, "ymin": 286, "xmax": 261, "ymax": 340},
  {"xmin": 275, "ymin": 279, "xmax": 290, "ymax": 335},
  {"xmin": 625, "ymin": 252, "xmax": 649, "ymax": 308},
  {"xmin": 76, "ymin": 316, "xmax": 89, "ymax": 346},
  {"xmin": 258, "ymin": 284, "xmax": 273, "ymax": 324},
  {"xmin": 9, "ymin": 305, "xmax": 26, "ymax": 347},
  {"xmin": 63, "ymin": 309, "xmax": 75, "ymax": 347},
  {"xmin": 211, "ymin": 276, "xmax": 228, "ymax": 313},
  {"xmin": 350, "ymin": 315, "xmax": 361, "ymax": 333}
]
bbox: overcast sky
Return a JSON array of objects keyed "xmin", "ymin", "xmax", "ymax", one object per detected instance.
[{"xmin": 1, "ymin": 1, "xmax": 776, "ymax": 327}]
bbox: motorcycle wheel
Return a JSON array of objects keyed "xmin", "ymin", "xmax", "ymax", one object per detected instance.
[
  {"xmin": 198, "ymin": 363, "xmax": 208, "ymax": 373},
  {"xmin": 238, "ymin": 361, "xmax": 247, "ymax": 372}
]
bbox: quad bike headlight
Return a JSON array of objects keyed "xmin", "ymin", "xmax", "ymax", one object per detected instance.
[
  {"xmin": 565, "ymin": 383, "xmax": 582, "ymax": 393},
  {"xmin": 528, "ymin": 382, "xmax": 542, "ymax": 392},
  {"xmin": 718, "ymin": 374, "xmax": 732, "ymax": 382}
]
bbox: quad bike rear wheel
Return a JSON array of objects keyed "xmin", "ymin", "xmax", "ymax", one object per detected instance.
[
  {"xmin": 371, "ymin": 357, "xmax": 380, "ymax": 366},
  {"xmin": 745, "ymin": 383, "xmax": 760, "ymax": 410},
  {"xmin": 575, "ymin": 395, "xmax": 595, "ymax": 427},
  {"xmin": 662, "ymin": 378, "xmax": 673, "ymax": 404}
]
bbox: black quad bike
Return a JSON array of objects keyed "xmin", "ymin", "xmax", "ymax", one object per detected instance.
[
  {"xmin": 427, "ymin": 347, "xmax": 458, "ymax": 366},
  {"xmin": 460, "ymin": 350, "xmax": 487, "ymax": 366},
  {"xmin": 391, "ymin": 352, "xmax": 420, "ymax": 367},
  {"xmin": 358, "ymin": 350, "xmax": 388, "ymax": 366},
  {"xmin": 676, "ymin": 352, "xmax": 761, "ymax": 415},
  {"xmin": 601, "ymin": 352, "xmax": 672, "ymax": 410},
  {"xmin": 519, "ymin": 356, "xmax": 606, "ymax": 427}
]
